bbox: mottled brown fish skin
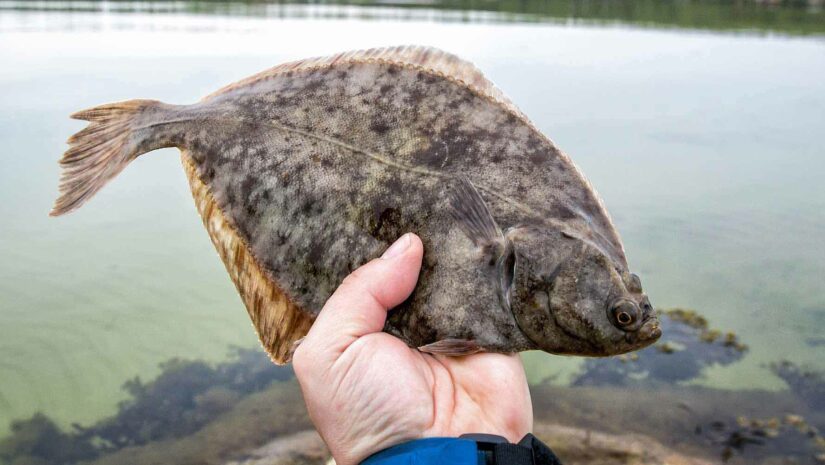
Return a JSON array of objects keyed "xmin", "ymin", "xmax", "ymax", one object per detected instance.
[
  {"xmin": 171, "ymin": 61, "xmax": 547, "ymax": 352},
  {"xmin": 52, "ymin": 47, "xmax": 660, "ymax": 359}
]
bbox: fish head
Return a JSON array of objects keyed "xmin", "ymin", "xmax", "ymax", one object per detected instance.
[{"xmin": 505, "ymin": 227, "xmax": 661, "ymax": 356}]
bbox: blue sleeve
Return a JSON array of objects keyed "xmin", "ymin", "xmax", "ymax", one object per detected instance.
[{"xmin": 361, "ymin": 438, "xmax": 482, "ymax": 465}]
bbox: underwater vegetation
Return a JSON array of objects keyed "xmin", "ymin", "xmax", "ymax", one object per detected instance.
[
  {"xmin": 691, "ymin": 361, "xmax": 825, "ymax": 463},
  {"xmin": 0, "ymin": 348, "xmax": 293, "ymax": 465},
  {"xmin": 772, "ymin": 360, "xmax": 825, "ymax": 412},
  {"xmin": 693, "ymin": 412, "xmax": 825, "ymax": 463},
  {"xmin": 688, "ymin": 357, "xmax": 825, "ymax": 462},
  {"xmin": 85, "ymin": 348, "xmax": 292, "ymax": 450},
  {"xmin": 531, "ymin": 380, "xmax": 825, "ymax": 464},
  {"xmin": 558, "ymin": 308, "xmax": 825, "ymax": 463},
  {"xmin": 0, "ymin": 414, "xmax": 96, "ymax": 465},
  {"xmin": 1, "ymin": 309, "xmax": 823, "ymax": 465}
]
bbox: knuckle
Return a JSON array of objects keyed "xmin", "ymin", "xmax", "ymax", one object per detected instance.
[
  {"xmin": 340, "ymin": 269, "xmax": 365, "ymax": 288},
  {"xmin": 336, "ymin": 277, "xmax": 371, "ymax": 304},
  {"xmin": 341, "ymin": 260, "xmax": 380, "ymax": 288}
]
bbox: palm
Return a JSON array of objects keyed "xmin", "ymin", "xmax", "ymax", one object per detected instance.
[{"xmin": 344, "ymin": 332, "xmax": 533, "ymax": 444}]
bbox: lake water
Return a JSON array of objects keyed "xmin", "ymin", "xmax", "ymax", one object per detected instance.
[{"xmin": 0, "ymin": 0, "xmax": 824, "ymax": 459}]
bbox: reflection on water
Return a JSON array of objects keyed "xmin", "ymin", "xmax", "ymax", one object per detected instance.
[
  {"xmin": 0, "ymin": 1, "xmax": 824, "ymax": 463},
  {"xmin": 1, "ymin": 0, "xmax": 824, "ymax": 35}
]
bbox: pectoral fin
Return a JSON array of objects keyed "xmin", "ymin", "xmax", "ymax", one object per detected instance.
[
  {"xmin": 448, "ymin": 176, "xmax": 503, "ymax": 247},
  {"xmin": 448, "ymin": 176, "xmax": 515, "ymax": 312},
  {"xmin": 418, "ymin": 339, "xmax": 483, "ymax": 356}
]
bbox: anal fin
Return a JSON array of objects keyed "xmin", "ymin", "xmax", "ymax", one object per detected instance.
[
  {"xmin": 418, "ymin": 339, "xmax": 483, "ymax": 356},
  {"xmin": 181, "ymin": 152, "xmax": 314, "ymax": 365}
]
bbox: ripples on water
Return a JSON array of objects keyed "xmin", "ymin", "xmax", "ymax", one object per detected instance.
[{"xmin": 0, "ymin": 1, "xmax": 823, "ymax": 463}]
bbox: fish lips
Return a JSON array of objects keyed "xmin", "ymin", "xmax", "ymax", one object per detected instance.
[{"xmin": 624, "ymin": 315, "xmax": 662, "ymax": 349}]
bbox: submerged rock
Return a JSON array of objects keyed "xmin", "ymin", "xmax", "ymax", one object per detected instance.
[
  {"xmin": 531, "ymin": 380, "xmax": 824, "ymax": 464},
  {"xmin": 534, "ymin": 423, "xmax": 713, "ymax": 465},
  {"xmin": 224, "ymin": 430, "xmax": 327, "ymax": 465}
]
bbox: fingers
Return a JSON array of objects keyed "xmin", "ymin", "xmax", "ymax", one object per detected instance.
[{"xmin": 298, "ymin": 233, "xmax": 424, "ymax": 362}]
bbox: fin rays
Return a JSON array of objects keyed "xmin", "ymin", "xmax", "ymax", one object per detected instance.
[
  {"xmin": 51, "ymin": 99, "xmax": 163, "ymax": 216},
  {"xmin": 181, "ymin": 153, "xmax": 314, "ymax": 364}
]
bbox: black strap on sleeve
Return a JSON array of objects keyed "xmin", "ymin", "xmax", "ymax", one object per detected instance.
[
  {"xmin": 493, "ymin": 443, "xmax": 534, "ymax": 465},
  {"xmin": 517, "ymin": 433, "xmax": 563, "ymax": 465},
  {"xmin": 460, "ymin": 433, "xmax": 563, "ymax": 465}
]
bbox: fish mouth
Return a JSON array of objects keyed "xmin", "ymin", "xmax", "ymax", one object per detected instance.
[
  {"xmin": 635, "ymin": 316, "xmax": 662, "ymax": 346},
  {"xmin": 620, "ymin": 315, "xmax": 661, "ymax": 350}
]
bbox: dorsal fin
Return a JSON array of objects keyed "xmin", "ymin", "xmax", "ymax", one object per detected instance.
[{"xmin": 204, "ymin": 45, "xmax": 521, "ymax": 116}]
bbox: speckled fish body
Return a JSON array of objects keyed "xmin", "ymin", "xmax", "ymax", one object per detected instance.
[{"xmin": 52, "ymin": 47, "xmax": 661, "ymax": 363}]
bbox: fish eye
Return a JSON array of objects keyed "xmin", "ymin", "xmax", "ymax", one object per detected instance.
[
  {"xmin": 609, "ymin": 300, "xmax": 639, "ymax": 329},
  {"xmin": 617, "ymin": 311, "xmax": 633, "ymax": 325}
]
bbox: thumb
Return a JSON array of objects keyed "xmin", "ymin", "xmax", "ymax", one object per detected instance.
[{"xmin": 301, "ymin": 233, "xmax": 424, "ymax": 359}]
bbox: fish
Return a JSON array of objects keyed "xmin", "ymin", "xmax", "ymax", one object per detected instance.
[{"xmin": 51, "ymin": 46, "xmax": 661, "ymax": 363}]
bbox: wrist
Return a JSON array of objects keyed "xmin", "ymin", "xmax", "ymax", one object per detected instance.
[
  {"xmin": 325, "ymin": 430, "xmax": 421, "ymax": 465},
  {"xmin": 358, "ymin": 434, "xmax": 563, "ymax": 465},
  {"xmin": 361, "ymin": 438, "xmax": 478, "ymax": 465}
]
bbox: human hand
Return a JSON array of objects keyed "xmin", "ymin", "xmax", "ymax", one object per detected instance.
[{"xmin": 293, "ymin": 233, "xmax": 533, "ymax": 465}]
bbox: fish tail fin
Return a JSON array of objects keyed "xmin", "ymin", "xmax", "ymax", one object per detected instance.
[{"xmin": 51, "ymin": 99, "xmax": 178, "ymax": 216}]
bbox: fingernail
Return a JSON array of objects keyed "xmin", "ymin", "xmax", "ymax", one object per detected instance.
[{"xmin": 381, "ymin": 233, "xmax": 410, "ymax": 260}]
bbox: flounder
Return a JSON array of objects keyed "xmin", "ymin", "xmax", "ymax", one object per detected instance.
[{"xmin": 52, "ymin": 46, "xmax": 661, "ymax": 363}]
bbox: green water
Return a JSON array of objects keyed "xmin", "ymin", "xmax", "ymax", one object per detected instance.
[{"xmin": 1, "ymin": 0, "xmax": 824, "ymax": 439}]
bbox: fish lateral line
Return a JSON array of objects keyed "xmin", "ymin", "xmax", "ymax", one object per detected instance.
[{"xmin": 263, "ymin": 118, "xmax": 555, "ymax": 223}]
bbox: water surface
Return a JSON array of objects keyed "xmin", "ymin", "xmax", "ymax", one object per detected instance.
[{"xmin": 0, "ymin": 1, "xmax": 823, "ymax": 446}]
